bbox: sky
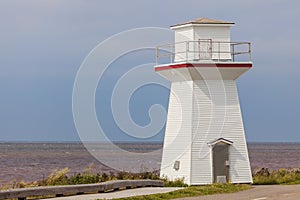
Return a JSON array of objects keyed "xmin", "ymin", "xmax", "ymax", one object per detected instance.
[{"xmin": 0, "ymin": 0, "xmax": 299, "ymax": 142}]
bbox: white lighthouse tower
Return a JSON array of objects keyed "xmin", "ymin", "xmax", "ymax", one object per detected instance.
[{"xmin": 155, "ymin": 18, "xmax": 252, "ymax": 185}]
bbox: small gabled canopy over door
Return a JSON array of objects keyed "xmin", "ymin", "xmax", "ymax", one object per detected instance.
[{"xmin": 208, "ymin": 138, "xmax": 233, "ymax": 183}]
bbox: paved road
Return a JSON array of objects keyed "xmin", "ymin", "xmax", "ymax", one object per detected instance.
[
  {"xmin": 43, "ymin": 187, "xmax": 183, "ymax": 200},
  {"xmin": 176, "ymin": 185, "xmax": 300, "ymax": 200},
  {"xmin": 44, "ymin": 185, "xmax": 300, "ymax": 200}
]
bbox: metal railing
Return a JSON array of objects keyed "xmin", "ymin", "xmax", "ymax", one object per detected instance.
[{"xmin": 156, "ymin": 40, "xmax": 251, "ymax": 65}]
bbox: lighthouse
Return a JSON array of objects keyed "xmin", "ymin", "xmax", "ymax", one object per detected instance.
[{"xmin": 155, "ymin": 18, "xmax": 252, "ymax": 185}]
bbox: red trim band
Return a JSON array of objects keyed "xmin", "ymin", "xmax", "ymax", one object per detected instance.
[{"xmin": 155, "ymin": 63, "xmax": 252, "ymax": 71}]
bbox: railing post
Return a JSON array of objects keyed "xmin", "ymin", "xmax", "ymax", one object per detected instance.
[
  {"xmin": 156, "ymin": 47, "xmax": 158, "ymax": 65},
  {"xmin": 218, "ymin": 42, "xmax": 220, "ymax": 61},
  {"xmin": 249, "ymin": 42, "xmax": 252, "ymax": 62},
  {"xmin": 232, "ymin": 44, "xmax": 235, "ymax": 62}
]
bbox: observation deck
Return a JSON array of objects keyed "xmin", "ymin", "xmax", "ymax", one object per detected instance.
[
  {"xmin": 155, "ymin": 40, "xmax": 252, "ymax": 65},
  {"xmin": 155, "ymin": 40, "xmax": 252, "ymax": 80}
]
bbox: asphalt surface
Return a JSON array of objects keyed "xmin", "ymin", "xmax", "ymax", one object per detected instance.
[
  {"xmin": 176, "ymin": 185, "xmax": 300, "ymax": 200},
  {"xmin": 43, "ymin": 187, "xmax": 183, "ymax": 200},
  {"xmin": 44, "ymin": 185, "xmax": 300, "ymax": 200}
]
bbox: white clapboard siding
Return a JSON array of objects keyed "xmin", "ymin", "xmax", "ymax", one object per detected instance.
[
  {"xmin": 160, "ymin": 81, "xmax": 193, "ymax": 185},
  {"xmin": 174, "ymin": 25, "xmax": 231, "ymax": 61},
  {"xmin": 174, "ymin": 27, "xmax": 193, "ymax": 62},
  {"xmin": 194, "ymin": 26, "xmax": 231, "ymax": 60},
  {"xmin": 190, "ymin": 80, "xmax": 252, "ymax": 184},
  {"xmin": 159, "ymin": 18, "xmax": 251, "ymax": 185},
  {"xmin": 160, "ymin": 79, "xmax": 252, "ymax": 185}
]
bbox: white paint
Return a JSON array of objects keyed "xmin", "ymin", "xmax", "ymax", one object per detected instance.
[
  {"xmin": 172, "ymin": 23, "xmax": 232, "ymax": 62},
  {"xmin": 157, "ymin": 66, "xmax": 251, "ymax": 81},
  {"xmin": 160, "ymin": 81, "xmax": 193, "ymax": 184},
  {"xmin": 157, "ymin": 19, "xmax": 252, "ymax": 185},
  {"xmin": 157, "ymin": 68, "xmax": 253, "ymax": 184}
]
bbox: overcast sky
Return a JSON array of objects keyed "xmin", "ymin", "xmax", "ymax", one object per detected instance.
[{"xmin": 0, "ymin": 0, "xmax": 299, "ymax": 142}]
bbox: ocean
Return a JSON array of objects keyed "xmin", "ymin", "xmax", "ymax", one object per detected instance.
[{"xmin": 0, "ymin": 142, "xmax": 300, "ymax": 185}]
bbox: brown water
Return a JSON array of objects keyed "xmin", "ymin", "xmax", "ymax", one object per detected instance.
[
  {"xmin": 248, "ymin": 143, "xmax": 300, "ymax": 171},
  {"xmin": 0, "ymin": 142, "xmax": 300, "ymax": 186}
]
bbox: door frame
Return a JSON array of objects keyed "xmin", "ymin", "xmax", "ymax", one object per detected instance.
[
  {"xmin": 208, "ymin": 138, "xmax": 233, "ymax": 183},
  {"xmin": 197, "ymin": 39, "xmax": 212, "ymax": 60}
]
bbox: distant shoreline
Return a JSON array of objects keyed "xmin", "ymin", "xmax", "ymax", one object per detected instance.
[{"xmin": 0, "ymin": 143, "xmax": 300, "ymax": 185}]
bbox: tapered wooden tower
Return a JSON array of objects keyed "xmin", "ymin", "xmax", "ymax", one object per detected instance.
[{"xmin": 155, "ymin": 18, "xmax": 252, "ymax": 185}]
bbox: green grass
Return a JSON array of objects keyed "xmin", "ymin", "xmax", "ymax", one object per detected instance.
[
  {"xmin": 3, "ymin": 166, "xmax": 300, "ymax": 192},
  {"xmin": 162, "ymin": 177, "xmax": 188, "ymax": 187},
  {"xmin": 1, "ymin": 168, "xmax": 252, "ymax": 200},
  {"xmin": 253, "ymin": 168, "xmax": 300, "ymax": 185},
  {"xmin": 111, "ymin": 184, "xmax": 251, "ymax": 200},
  {"xmin": 4, "ymin": 166, "xmax": 300, "ymax": 200},
  {"xmin": 1, "ymin": 167, "xmax": 162, "ymax": 189}
]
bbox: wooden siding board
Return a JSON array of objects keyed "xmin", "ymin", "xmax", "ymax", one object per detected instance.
[
  {"xmin": 160, "ymin": 81, "xmax": 193, "ymax": 184},
  {"xmin": 190, "ymin": 80, "xmax": 252, "ymax": 184},
  {"xmin": 159, "ymin": 74, "xmax": 252, "ymax": 185}
]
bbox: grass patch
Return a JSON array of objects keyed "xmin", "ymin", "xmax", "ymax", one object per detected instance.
[
  {"xmin": 0, "ymin": 167, "xmax": 252, "ymax": 200},
  {"xmin": 3, "ymin": 166, "xmax": 300, "ymax": 191},
  {"xmin": 1, "ymin": 167, "xmax": 162, "ymax": 189},
  {"xmin": 253, "ymin": 168, "xmax": 300, "ymax": 185},
  {"xmin": 162, "ymin": 178, "xmax": 188, "ymax": 187},
  {"xmin": 111, "ymin": 184, "xmax": 251, "ymax": 200}
]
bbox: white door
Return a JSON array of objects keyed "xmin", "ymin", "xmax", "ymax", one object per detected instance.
[{"xmin": 196, "ymin": 39, "xmax": 212, "ymax": 60}]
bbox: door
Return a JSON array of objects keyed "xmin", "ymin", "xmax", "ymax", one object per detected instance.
[
  {"xmin": 197, "ymin": 39, "xmax": 212, "ymax": 60},
  {"xmin": 213, "ymin": 142, "xmax": 230, "ymax": 183}
]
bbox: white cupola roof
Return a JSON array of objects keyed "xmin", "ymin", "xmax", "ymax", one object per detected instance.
[
  {"xmin": 171, "ymin": 17, "xmax": 234, "ymax": 61},
  {"xmin": 171, "ymin": 17, "xmax": 234, "ymax": 28}
]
